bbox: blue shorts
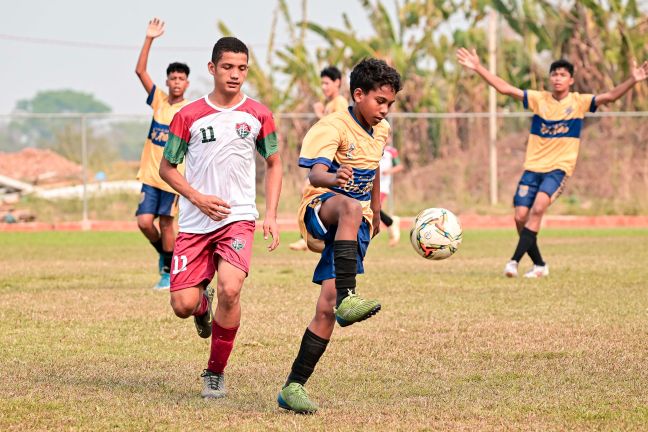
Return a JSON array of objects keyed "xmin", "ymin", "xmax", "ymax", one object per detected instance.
[
  {"xmin": 135, "ymin": 184, "xmax": 178, "ymax": 217},
  {"xmin": 304, "ymin": 192, "xmax": 371, "ymax": 284},
  {"xmin": 513, "ymin": 169, "xmax": 567, "ymax": 208}
]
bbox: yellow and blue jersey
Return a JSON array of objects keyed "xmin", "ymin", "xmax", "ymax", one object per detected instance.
[
  {"xmin": 324, "ymin": 95, "xmax": 348, "ymax": 115},
  {"xmin": 298, "ymin": 108, "xmax": 390, "ymax": 240},
  {"xmin": 137, "ymin": 85, "xmax": 189, "ymax": 193},
  {"xmin": 523, "ymin": 90, "xmax": 596, "ymax": 176}
]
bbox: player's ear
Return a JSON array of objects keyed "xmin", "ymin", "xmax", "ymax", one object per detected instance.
[
  {"xmin": 352, "ymin": 88, "xmax": 364, "ymax": 104},
  {"xmin": 208, "ymin": 61, "xmax": 216, "ymax": 77}
]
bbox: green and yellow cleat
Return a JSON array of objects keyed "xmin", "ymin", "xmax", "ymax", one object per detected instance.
[
  {"xmin": 277, "ymin": 383, "xmax": 318, "ymax": 414},
  {"xmin": 334, "ymin": 292, "xmax": 381, "ymax": 327},
  {"xmin": 194, "ymin": 285, "xmax": 214, "ymax": 339}
]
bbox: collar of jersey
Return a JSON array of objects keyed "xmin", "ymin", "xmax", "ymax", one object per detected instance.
[
  {"xmin": 203, "ymin": 94, "xmax": 248, "ymax": 112},
  {"xmin": 347, "ymin": 106, "xmax": 374, "ymax": 137}
]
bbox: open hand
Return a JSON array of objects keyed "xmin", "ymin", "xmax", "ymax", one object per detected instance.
[
  {"xmin": 456, "ymin": 47, "xmax": 481, "ymax": 71},
  {"xmin": 631, "ymin": 59, "xmax": 648, "ymax": 83},
  {"xmin": 263, "ymin": 218, "xmax": 280, "ymax": 251},
  {"xmin": 146, "ymin": 18, "xmax": 165, "ymax": 39}
]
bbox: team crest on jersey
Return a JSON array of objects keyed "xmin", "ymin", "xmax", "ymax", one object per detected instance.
[
  {"xmin": 235, "ymin": 122, "xmax": 251, "ymax": 139},
  {"xmin": 518, "ymin": 185, "xmax": 529, "ymax": 197},
  {"xmin": 231, "ymin": 238, "xmax": 246, "ymax": 251},
  {"xmin": 346, "ymin": 142, "xmax": 356, "ymax": 159},
  {"xmin": 565, "ymin": 106, "xmax": 574, "ymax": 115}
]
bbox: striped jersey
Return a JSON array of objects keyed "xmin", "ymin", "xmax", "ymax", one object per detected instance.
[
  {"xmin": 523, "ymin": 90, "xmax": 597, "ymax": 176},
  {"xmin": 298, "ymin": 107, "xmax": 390, "ymax": 239},
  {"xmin": 137, "ymin": 85, "xmax": 189, "ymax": 192},
  {"xmin": 164, "ymin": 94, "xmax": 278, "ymax": 234}
]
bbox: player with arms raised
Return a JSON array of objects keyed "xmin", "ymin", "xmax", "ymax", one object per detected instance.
[{"xmin": 457, "ymin": 47, "xmax": 648, "ymax": 278}]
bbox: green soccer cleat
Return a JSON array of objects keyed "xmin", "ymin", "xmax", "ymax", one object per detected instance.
[
  {"xmin": 201, "ymin": 369, "xmax": 226, "ymax": 399},
  {"xmin": 194, "ymin": 286, "xmax": 214, "ymax": 339},
  {"xmin": 277, "ymin": 382, "xmax": 318, "ymax": 414},
  {"xmin": 334, "ymin": 292, "xmax": 381, "ymax": 327}
]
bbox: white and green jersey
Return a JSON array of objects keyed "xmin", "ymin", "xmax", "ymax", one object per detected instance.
[{"xmin": 164, "ymin": 94, "xmax": 278, "ymax": 234}]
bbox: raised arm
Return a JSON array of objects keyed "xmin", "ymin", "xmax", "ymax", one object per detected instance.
[
  {"xmin": 457, "ymin": 48, "xmax": 524, "ymax": 101},
  {"xmin": 263, "ymin": 153, "xmax": 283, "ymax": 251},
  {"xmin": 595, "ymin": 59, "xmax": 648, "ymax": 107},
  {"xmin": 135, "ymin": 18, "xmax": 165, "ymax": 94}
]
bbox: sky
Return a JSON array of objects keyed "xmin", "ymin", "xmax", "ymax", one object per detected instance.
[{"xmin": 0, "ymin": 0, "xmax": 375, "ymax": 114}]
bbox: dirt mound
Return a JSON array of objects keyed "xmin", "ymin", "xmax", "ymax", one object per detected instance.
[{"xmin": 0, "ymin": 148, "xmax": 82, "ymax": 186}]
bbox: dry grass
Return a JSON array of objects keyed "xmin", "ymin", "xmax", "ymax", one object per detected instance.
[{"xmin": 1, "ymin": 228, "xmax": 647, "ymax": 431}]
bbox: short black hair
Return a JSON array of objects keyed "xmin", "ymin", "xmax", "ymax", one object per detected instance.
[
  {"xmin": 212, "ymin": 37, "xmax": 249, "ymax": 64},
  {"xmin": 167, "ymin": 62, "xmax": 190, "ymax": 77},
  {"xmin": 320, "ymin": 66, "xmax": 342, "ymax": 81},
  {"xmin": 549, "ymin": 59, "xmax": 574, "ymax": 76},
  {"xmin": 349, "ymin": 58, "xmax": 402, "ymax": 97}
]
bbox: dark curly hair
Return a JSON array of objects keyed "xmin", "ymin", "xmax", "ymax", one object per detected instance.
[
  {"xmin": 167, "ymin": 62, "xmax": 190, "ymax": 77},
  {"xmin": 549, "ymin": 59, "xmax": 574, "ymax": 77},
  {"xmin": 349, "ymin": 58, "xmax": 402, "ymax": 98}
]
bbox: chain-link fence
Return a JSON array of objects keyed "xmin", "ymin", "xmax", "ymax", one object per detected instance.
[{"xmin": 1, "ymin": 111, "xmax": 647, "ymax": 223}]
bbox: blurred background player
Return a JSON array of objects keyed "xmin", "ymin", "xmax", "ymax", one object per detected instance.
[
  {"xmin": 379, "ymin": 134, "xmax": 404, "ymax": 246},
  {"xmin": 135, "ymin": 18, "xmax": 190, "ymax": 290},
  {"xmin": 278, "ymin": 58, "xmax": 402, "ymax": 414},
  {"xmin": 160, "ymin": 37, "xmax": 282, "ymax": 400},
  {"xmin": 457, "ymin": 47, "xmax": 648, "ymax": 278},
  {"xmin": 289, "ymin": 66, "xmax": 349, "ymax": 251}
]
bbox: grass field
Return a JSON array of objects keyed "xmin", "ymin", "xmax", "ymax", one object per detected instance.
[{"xmin": 1, "ymin": 228, "xmax": 647, "ymax": 431}]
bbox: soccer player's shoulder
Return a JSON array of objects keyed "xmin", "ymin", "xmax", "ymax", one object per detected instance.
[
  {"xmin": 374, "ymin": 119, "xmax": 391, "ymax": 141},
  {"xmin": 241, "ymin": 96, "xmax": 274, "ymax": 121},
  {"xmin": 175, "ymin": 97, "xmax": 214, "ymax": 122}
]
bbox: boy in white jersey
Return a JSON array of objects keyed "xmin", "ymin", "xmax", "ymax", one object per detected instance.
[
  {"xmin": 135, "ymin": 18, "xmax": 190, "ymax": 290},
  {"xmin": 278, "ymin": 59, "xmax": 402, "ymax": 414},
  {"xmin": 159, "ymin": 37, "xmax": 282, "ymax": 399},
  {"xmin": 379, "ymin": 137, "xmax": 404, "ymax": 246},
  {"xmin": 457, "ymin": 48, "xmax": 648, "ymax": 278}
]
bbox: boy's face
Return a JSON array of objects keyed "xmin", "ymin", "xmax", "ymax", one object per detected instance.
[
  {"xmin": 208, "ymin": 51, "xmax": 249, "ymax": 96},
  {"xmin": 353, "ymin": 85, "xmax": 396, "ymax": 126},
  {"xmin": 321, "ymin": 76, "xmax": 340, "ymax": 99},
  {"xmin": 166, "ymin": 72, "xmax": 189, "ymax": 98},
  {"xmin": 549, "ymin": 68, "xmax": 574, "ymax": 93}
]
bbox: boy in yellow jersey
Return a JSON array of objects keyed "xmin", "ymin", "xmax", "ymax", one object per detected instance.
[
  {"xmin": 313, "ymin": 66, "xmax": 349, "ymax": 118},
  {"xmin": 457, "ymin": 48, "xmax": 648, "ymax": 278},
  {"xmin": 278, "ymin": 59, "xmax": 402, "ymax": 413},
  {"xmin": 135, "ymin": 18, "xmax": 190, "ymax": 290},
  {"xmin": 290, "ymin": 66, "xmax": 349, "ymax": 251}
]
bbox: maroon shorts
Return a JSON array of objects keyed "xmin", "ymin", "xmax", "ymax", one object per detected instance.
[{"xmin": 170, "ymin": 220, "xmax": 255, "ymax": 292}]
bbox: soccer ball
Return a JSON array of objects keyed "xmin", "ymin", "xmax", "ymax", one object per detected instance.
[{"xmin": 410, "ymin": 208, "xmax": 463, "ymax": 260}]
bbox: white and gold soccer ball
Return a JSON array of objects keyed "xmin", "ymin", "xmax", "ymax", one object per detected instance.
[{"xmin": 410, "ymin": 207, "xmax": 463, "ymax": 260}]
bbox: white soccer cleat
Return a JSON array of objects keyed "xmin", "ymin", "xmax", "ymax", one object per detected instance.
[
  {"xmin": 504, "ymin": 260, "xmax": 519, "ymax": 278},
  {"xmin": 524, "ymin": 264, "xmax": 549, "ymax": 278},
  {"xmin": 388, "ymin": 215, "xmax": 401, "ymax": 246}
]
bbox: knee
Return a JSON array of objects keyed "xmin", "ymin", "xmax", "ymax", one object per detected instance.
[
  {"xmin": 159, "ymin": 217, "xmax": 174, "ymax": 231},
  {"xmin": 137, "ymin": 218, "xmax": 154, "ymax": 232},
  {"xmin": 170, "ymin": 296, "xmax": 197, "ymax": 319},
  {"xmin": 514, "ymin": 212, "xmax": 528, "ymax": 225},
  {"xmin": 216, "ymin": 284, "xmax": 241, "ymax": 310},
  {"xmin": 315, "ymin": 300, "xmax": 336, "ymax": 322},
  {"xmin": 339, "ymin": 199, "xmax": 363, "ymax": 221}
]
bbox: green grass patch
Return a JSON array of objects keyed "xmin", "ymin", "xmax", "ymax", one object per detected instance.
[{"xmin": 1, "ymin": 228, "xmax": 647, "ymax": 430}]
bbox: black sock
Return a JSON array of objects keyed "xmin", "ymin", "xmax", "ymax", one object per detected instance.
[
  {"xmin": 161, "ymin": 251, "xmax": 173, "ymax": 273},
  {"xmin": 380, "ymin": 210, "xmax": 393, "ymax": 227},
  {"xmin": 526, "ymin": 242, "xmax": 545, "ymax": 266},
  {"xmin": 286, "ymin": 328, "xmax": 329, "ymax": 386},
  {"xmin": 151, "ymin": 238, "xmax": 164, "ymax": 255},
  {"xmin": 334, "ymin": 240, "xmax": 358, "ymax": 307},
  {"xmin": 511, "ymin": 227, "xmax": 538, "ymax": 262}
]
